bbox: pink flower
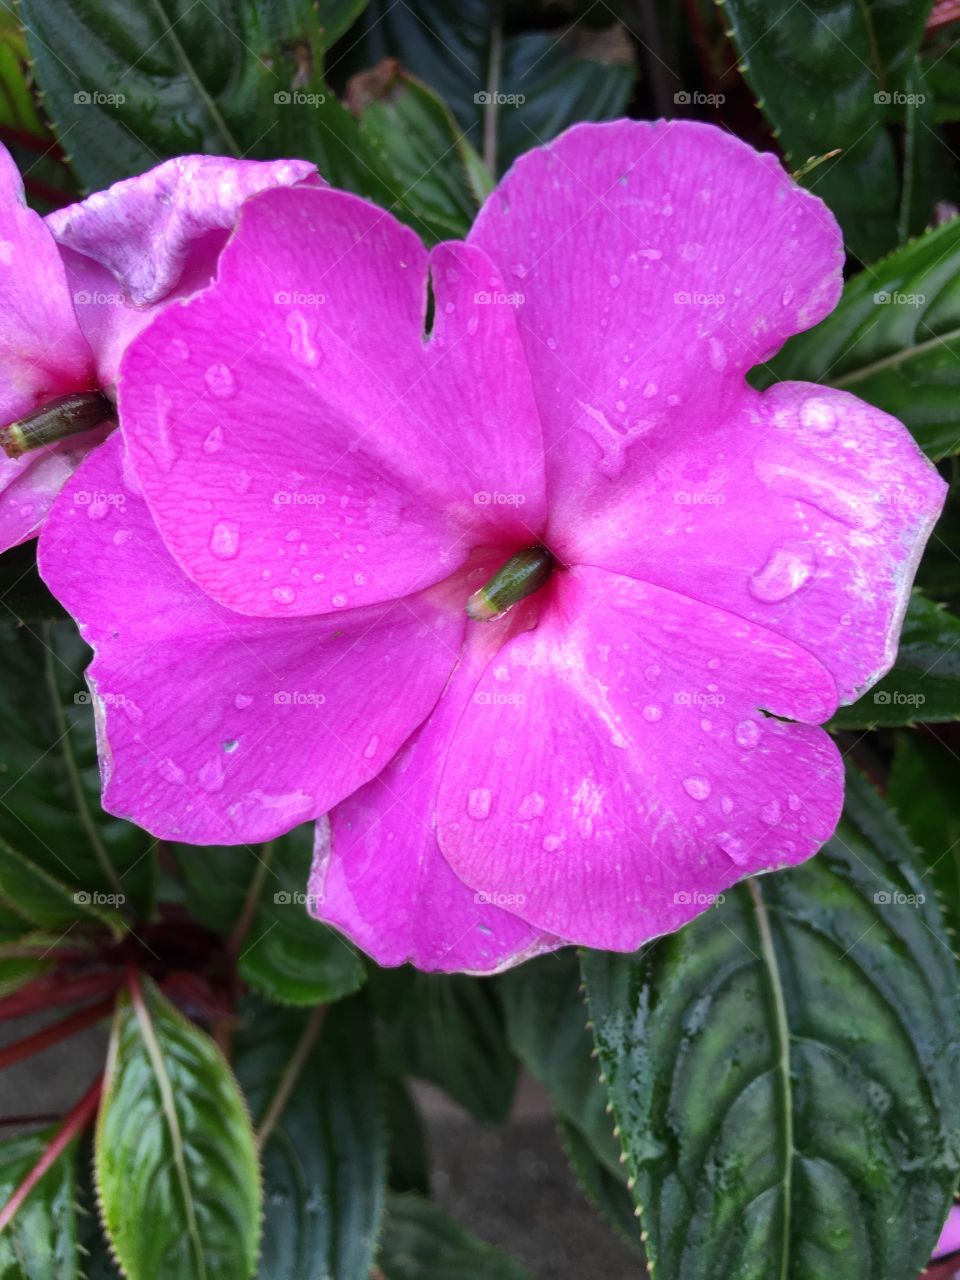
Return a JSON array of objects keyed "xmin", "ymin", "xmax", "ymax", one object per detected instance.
[
  {"xmin": 38, "ymin": 121, "xmax": 945, "ymax": 972},
  {"xmin": 0, "ymin": 148, "xmax": 315, "ymax": 550}
]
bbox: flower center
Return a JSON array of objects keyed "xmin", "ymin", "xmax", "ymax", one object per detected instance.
[{"xmin": 466, "ymin": 546, "xmax": 555, "ymax": 621}]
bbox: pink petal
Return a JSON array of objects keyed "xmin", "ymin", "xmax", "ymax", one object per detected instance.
[
  {"xmin": 0, "ymin": 431, "xmax": 111, "ymax": 552},
  {"xmin": 46, "ymin": 155, "xmax": 317, "ymax": 306},
  {"xmin": 563, "ymin": 382, "xmax": 946, "ymax": 704},
  {"xmin": 0, "ymin": 145, "xmax": 95, "ymax": 424},
  {"xmin": 436, "ymin": 566, "xmax": 843, "ymax": 951},
  {"xmin": 0, "ymin": 145, "xmax": 98, "ymax": 549},
  {"xmin": 37, "ymin": 433, "xmax": 465, "ymax": 844},
  {"xmin": 119, "ymin": 186, "xmax": 547, "ymax": 619},
  {"xmin": 311, "ymin": 605, "xmax": 562, "ymax": 972},
  {"xmin": 468, "ymin": 119, "xmax": 843, "ymax": 562},
  {"xmin": 469, "ymin": 121, "xmax": 942, "ymax": 703},
  {"xmin": 936, "ymin": 1206, "xmax": 960, "ymax": 1258}
]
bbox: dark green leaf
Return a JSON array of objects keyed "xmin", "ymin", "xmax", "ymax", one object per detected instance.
[
  {"xmin": 718, "ymin": 0, "xmax": 934, "ymax": 259},
  {"xmin": 556, "ymin": 1117, "xmax": 640, "ymax": 1248},
  {"xmin": 174, "ymin": 826, "xmax": 364, "ymax": 1006},
  {"xmin": 346, "ymin": 62, "xmax": 489, "ymax": 240},
  {"xmin": 757, "ymin": 212, "xmax": 960, "ymax": 459},
  {"xmin": 829, "ymin": 592, "xmax": 960, "ymax": 727},
  {"xmin": 353, "ymin": 1, "xmax": 634, "ymax": 175},
  {"xmin": 888, "ymin": 733, "xmax": 960, "ymax": 934},
  {"xmin": 0, "ymin": 1127, "xmax": 78, "ymax": 1279},
  {"xmin": 582, "ymin": 767, "xmax": 960, "ymax": 1280},
  {"xmin": 385, "ymin": 1075, "xmax": 431, "ymax": 1196},
  {"xmin": 17, "ymin": 0, "xmax": 368, "ymax": 191},
  {"xmin": 235, "ymin": 998, "xmax": 387, "ymax": 1280},
  {"xmin": 377, "ymin": 1194, "xmax": 533, "ymax": 1280},
  {"xmin": 95, "ymin": 978, "xmax": 261, "ymax": 1280},
  {"xmin": 372, "ymin": 969, "xmax": 518, "ymax": 1123},
  {"xmin": 0, "ymin": 621, "xmax": 154, "ymax": 916}
]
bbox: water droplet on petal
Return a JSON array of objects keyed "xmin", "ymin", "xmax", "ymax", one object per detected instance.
[
  {"xmin": 204, "ymin": 363, "xmax": 235, "ymax": 398},
  {"xmin": 202, "ymin": 424, "xmax": 224, "ymax": 453},
  {"xmin": 159, "ymin": 758, "xmax": 186, "ymax": 786},
  {"xmin": 467, "ymin": 788, "xmax": 492, "ymax": 819},
  {"xmin": 209, "ymin": 521, "xmax": 240, "ymax": 559},
  {"xmin": 331, "ymin": 591, "xmax": 348, "ymax": 608},
  {"xmin": 717, "ymin": 831, "xmax": 748, "ymax": 863},
  {"xmin": 642, "ymin": 704, "xmax": 663, "ymax": 722},
  {"xmin": 363, "ymin": 735, "xmax": 379, "ymax": 760},
  {"xmin": 234, "ymin": 693, "xmax": 253, "ymax": 710},
  {"xmin": 735, "ymin": 720, "xmax": 761, "ymax": 748},
  {"xmin": 800, "ymin": 397, "xmax": 836, "ymax": 433},
  {"xmin": 542, "ymin": 833, "xmax": 562, "ymax": 852},
  {"xmin": 721, "ymin": 796, "xmax": 734, "ymax": 815},
  {"xmin": 760, "ymin": 799, "xmax": 782, "ymax": 826},
  {"xmin": 285, "ymin": 311, "xmax": 320, "ymax": 367},
  {"xmin": 683, "ymin": 775, "xmax": 711, "ymax": 801},
  {"xmin": 787, "ymin": 792, "xmax": 801, "ymax": 811},
  {"xmin": 748, "ymin": 543, "xmax": 815, "ymax": 603},
  {"xmin": 198, "ymin": 756, "xmax": 225, "ymax": 792},
  {"xmin": 272, "ymin": 585, "xmax": 296, "ymax": 605},
  {"xmin": 518, "ymin": 792, "xmax": 545, "ymax": 819}
]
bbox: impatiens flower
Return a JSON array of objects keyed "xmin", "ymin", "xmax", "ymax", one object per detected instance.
[
  {"xmin": 0, "ymin": 147, "xmax": 315, "ymax": 550},
  {"xmin": 38, "ymin": 121, "xmax": 945, "ymax": 973}
]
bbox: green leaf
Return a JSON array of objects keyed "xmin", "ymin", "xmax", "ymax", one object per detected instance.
[
  {"xmin": 500, "ymin": 951, "xmax": 641, "ymax": 1247},
  {"xmin": 888, "ymin": 734, "xmax": 960, "ymax": 935},
  {"xmin": 174, "ymin": 826, "xmax": 364, "ymax": 1006},
  {"xmin": 0, "ymin": 1128, "xmax": 78, "ymax": 1279},
  {"xmin": 0, "ymin": 836, "xmax": 124, "ymax": 934},
  {"xmin": 0, "ymin": 621, "xmax": 154, "ymax": 916},
  {"xmin": 353, "ymin": 1, "xmax": 635, "ymax": 174},
  {"xmin": 829, "ymin": 592, "xmax": 960, "ymax": 728},
  {"xmin": 718, "ymin": 0, "xmax": 934, "ymax": 260},
  {"xmin": 235, "ymin": 998, "xmax": 387, "ymax": 1280},
  {"xmin": 377, "ymin": 1194, "xmax": 533, "ymax": 1280},
  {"xmin": 384, "ymin": 1075, "xmax": 431, "ymax": 1196},
  {"xmin": 372, "ymin": 968, "xmax": 518, "ymax": 1123},
  {"xmin": 16, "ymin": 0, "xmax": 367, "ymax": 192},
  {"xmin": 346, "ymin": 62, "xmax": 489, "ymax": 240},
  {"xmin": 95, "ymin": 978, "xmax": 261, "ymax": 1280},
  {"xmin": 582, "ymin": 767, "xmax": 960, "ymax": 1280},
  {"xmin": 757, "ymin": 214, "xmax": 960, "ymax": 459}
]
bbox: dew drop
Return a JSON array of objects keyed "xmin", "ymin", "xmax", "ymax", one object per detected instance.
[
  {"xmin": 542, "ymin": 833, "xmax": 562, "ymax": 852},
  {"xmin": 158, "ymin": 758, "xmax": 186, "ymax": 786},
  {"xmin": 202, "ymin": 424, "xmax": 224, "ymax": 453},
  {"xmin": 467, "ymin": 788, "xmax": 492, "ymax": 819},
  {"xmin": 87, "ymin": 499, "xmax": 109, "ymax": 521},
  {"xmin": 721, "ymin": 796, "xmax": 734, "ymax": 815},
  {"xmin": 800, "ymin": 397, "xmax": 836, "ymax": 433},
  {"xmin": 331, "ymin": 591, "xmax": 348, "ymax": 608},
  {"xmin": 717, "ymin": 831, "xmax": 748, "ymax": 863},
  {"xmin": 234, "ymin": 693, "xmax": 253, "ymax": 710},
  {"xmin": 198, "ymin": 756, "xmax": 226, "ymax": 793},
  {"xmin": 112, "ymin": 529, "xmax": 131, "ymax": 546},
  {"xmin": 204, "ymin": 363, "xmax": 235, "ymax": 398},
  {"xmin": 748, "ymin": 543, "xmax": 815, "ymax": 603},
  {"xmin": 271, "ymin": 585, "xmax": 296, "ymax": 605},
  {"xmin": 787, "ymin": 792, "xmax": 801, "ymax": 811},
  {"xmin": 760, "ymin": 798, "xmax": 782, "ymax": 826},
  {"xmin": 735, "ymin": 719, "xmax": 761, "ymax": 748},
  {"xmin": 285, "ymin": 311, "xmax": 320, "ymax": 367},
  {"xmin": 518, "ymin": 792, "xmax": 546, "ymax": 819},
  {"xmin": 209, "ymin": 521, "xmax": 240, "ymax": 559},
  {"xmin": 642, "ymin": 704, "xmax": 663, "ymax": 722},
  {"xmin": 683, "ymin": 775, "xmax": 711, "ymax": 801},
  {"xmin": 363, "ymin": 735, "xmax": 380, "ymax": 760}
]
